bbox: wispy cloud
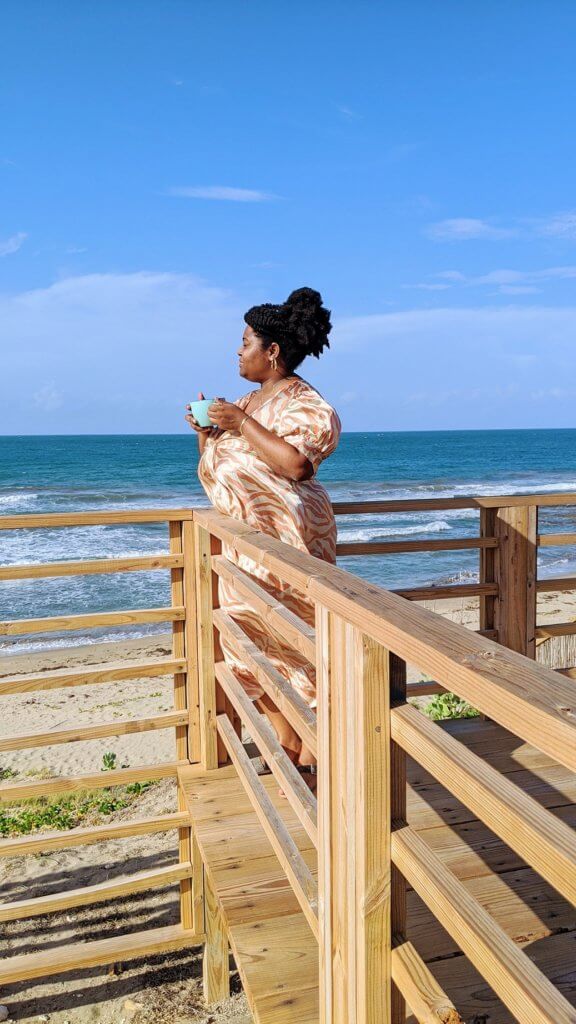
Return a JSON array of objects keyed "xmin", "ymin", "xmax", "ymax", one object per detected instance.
[
  {"xmin": 168, "ymin": 186, "xmax": 277, "ymax": 203},
  {"xmin": 425, "ymin": 218, "xmax": 515, "ymax": 241},
  {"xmin": 33, "ymin": 381, "xmax": 64, "ymax": 412},
  {"xmin": 428, "ymin": 265, "xmax": 576, "ymax": 294},
  {"xmin": 427, "ymin": 211, "xmax": 576, "ymax": 242},
  {"xmin": 403, "ymin": 282, "xmax": 451, "ymax": 291},
  {"xmin": 537, "ymin": 211, "xmax": 576, "ymax": 239},
  {"xmin": 336, "ymin": 104, "xmax": 362, "ymax": 120},
  {"xmin": 0, "ymin": 232, "xmax": 27, "ymax": 257}
]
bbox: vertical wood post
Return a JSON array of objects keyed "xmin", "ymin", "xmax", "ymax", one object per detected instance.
[
  {"xmin": 317, "ymin": 606, "xmax": 401, "ymax": 1024},
  {"xmin": 169, "ymin": 520, "xmax": 195, "ymax": 932},
  {"xmin": 494, "ymin": 504, "xmax": 537, "ymax": 658},
  {"xmin": 194, "ymin": 523, "xmax": 221, "ymax": 770},
  {"xmin": 193, "ymin": 522, "xmax": 230, "ymax": 1002},
  {"xmin": 479, "ymin": 507, "xmax": 497, "ymax": 637},
  {"xmin": 389, "ymin": 652, "xmax": 407, "ymax": 1023}
]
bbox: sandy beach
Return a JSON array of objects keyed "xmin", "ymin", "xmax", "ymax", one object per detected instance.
[{"xmin": 1, "ymin": 588, "xmax": 575, "ymax": 1023}]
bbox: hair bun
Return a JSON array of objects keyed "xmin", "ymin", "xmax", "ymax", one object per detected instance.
[{"xmin": 285, "ymin": 287, "xmax": 323, "ymax": 312}]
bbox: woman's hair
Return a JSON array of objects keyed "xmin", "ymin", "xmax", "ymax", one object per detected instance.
[{"xmin": 244, "ymin": 287, "xmax": 332, "ymax": 372}]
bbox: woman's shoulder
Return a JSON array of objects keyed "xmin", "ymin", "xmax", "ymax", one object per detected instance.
[{"xmin": 286, "ymin": 377, "xmax": 337, "ymax": 412}]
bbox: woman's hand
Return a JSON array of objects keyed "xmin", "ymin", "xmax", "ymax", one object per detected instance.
[
  {"xmin": 207, "ymin": 398, "xmax": 245, "ymax": 432},
  {"xmin": 185, "ymin": 392, "xmax": 217, "ymax": 434}
]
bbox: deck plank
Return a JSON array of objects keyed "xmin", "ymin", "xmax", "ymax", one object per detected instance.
[{"xmin": 179, "ymin": 716, "xmax": 576, "ymax": 1023}]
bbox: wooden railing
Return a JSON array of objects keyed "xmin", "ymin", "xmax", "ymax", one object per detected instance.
[
  {"xmin": 192, "ymin": 498, "xmax": 576, "ymax": 1024},
  {"xmin": 0, "ymin": 509, "xmax": 204, "ymax": 984},
  {"xmin": 2, "ymin": 494, "xmax": 576, "ymax": 1020}
]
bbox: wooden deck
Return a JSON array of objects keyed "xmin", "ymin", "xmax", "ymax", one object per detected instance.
[{"xmin": 180, "ymin": 717, "xmax": 576, "ymax": 1024}]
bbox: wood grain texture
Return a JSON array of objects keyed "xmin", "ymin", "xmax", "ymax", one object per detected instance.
[
  {"xmin": 392, "ymin": 703, "xmax": 576, "ymax": 906},
  {"xmin": 0, "ymin": 811, "xmax": 190, "ymax": 857},
  {"xmin": 203, "ymin": 870, "xmax": 230, "ymax": 1003},
  {"xmin": 0, "ymin": 605, "xmax": 185, "ymax": 636},
  {"xmin": 216, "ymin": 714, "xmax": 319, "ymax": 939},
  {"xmin": 337, "ymin": 536, "xmax": 496, "ymax": 556},
  {"xmin": 212, "ymin": 554, "xmax": 316, "ymax": 662},
  {"xmin": 495, "ymin": 504, "xmax": 537, "ymax": 658},
  {"xmin": 0, "ymin": 709, "xmax": 187, "ymax": 753},
  {"xmin": 0, "ymin": 554, "xmax": 183, "ymax": 580},
  {"xmin": 0, "ymin": 508, "xmax": 195, "ymax": 530},
  {"xmin": 0, "ymin": 924, "xmax": 203, "ymax": 985},
  {"xmin": 215, "ymin": 660, "xmax": 318, "ymax": 846},
  {"xmin": 0, "ymin": 656, "xmax": 186, "ymax": 696},
  {"xmin": 392, "ymin": 826, "xmax": 576, "ymax": 1024},
  {"xmin": 194, "ymin": 523, "xmax": 219, "ymax": 769},
  {"xmin": 317, "ymin": 612, "xmax": 394, "ymax": 1024},
  {"xmin": 0, "ymin": 862, "xmax": 193, "ymax": 921},
  {"xmin": 0, "ymin": 759, "xmax": 184, "ymax": 802},
  {"xmin": 213, "ymin": 607, "xmax": 317, "ymax": 756},
  {"xmin": 391, "ymin": 942, "xmax": 464, "ymax": 1023}
]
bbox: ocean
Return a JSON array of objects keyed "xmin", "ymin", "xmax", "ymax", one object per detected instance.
[{"xmin": 2, "ymin": 429, "xmax": 576, "ymax": 655}]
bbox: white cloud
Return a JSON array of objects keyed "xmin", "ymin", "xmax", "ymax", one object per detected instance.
[
  {"xmin": 336, "ymin": 104, "xmax": 362, "ymax": 120},
  {"xmin": 537, "ymin": 211, "xmax": 576, "ymax": 239},
  {"xmin": 0, "ymin": 232, "xmax": 27, "ymax": 256},
  {"xmin": 33, "ymin": 382, "xmax": 64, "ymax": 412},
  {"xmin": 330, "ymin": 304, "xmax": 576, "ymax": 428},
  {"xmin": 404, "ymin": 282, "xmax": 451, "ymax": 291},
  {"xmin": 168, "ymin": 186, "xmax": 277, "ymax": 202},
  {"xmin": 427, "ymin": 265, "xmax": 576, "ymax": 295},
  {"xmin": 497, "ymin": 285, "xmax": 541, "ymax": 295},
  {"xmin": 0, "ymin": 271, "xmax": 244, "ymax": 433},
  {"xmin": 426, "ymin": 219, "xmax": 516, "ymax": 241}
]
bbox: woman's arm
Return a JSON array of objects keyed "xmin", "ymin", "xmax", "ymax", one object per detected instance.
[{"xmin": 208, "ymin": 401, "xmax": 313, "ymax": 482}]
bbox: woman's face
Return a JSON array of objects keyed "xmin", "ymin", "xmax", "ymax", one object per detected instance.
[{"xmin": 238, "ymin": 326, "xmax": 274, "ymax": 382}]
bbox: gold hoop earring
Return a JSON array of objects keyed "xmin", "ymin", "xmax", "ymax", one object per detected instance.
[{"xmin": 271, "ymin": 355, "xmax": 278, "ymax": 372}]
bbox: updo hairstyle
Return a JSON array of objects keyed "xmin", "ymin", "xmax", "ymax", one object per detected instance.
[{"xmin": 244, "ymin": 287, "xmax": 332, "ymax": 373}]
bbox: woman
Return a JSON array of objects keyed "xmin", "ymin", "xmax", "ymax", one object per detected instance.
[{"xmin": 185, "ymin": 287, "xmax": 340, "ymax": 787}]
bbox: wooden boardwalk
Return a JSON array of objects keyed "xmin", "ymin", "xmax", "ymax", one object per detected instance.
[{"xmin": 180, "ymin": 716, "xmax": 576, "ymax": 1023}]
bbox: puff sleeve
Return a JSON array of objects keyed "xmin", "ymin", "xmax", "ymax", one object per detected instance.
[{"xmin": 277, "ymin": 388, "xmax": 341, "ymax": 473}]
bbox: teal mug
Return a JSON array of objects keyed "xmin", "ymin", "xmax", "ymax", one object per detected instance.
[{"xmin": 189, "ymin": 399, "xmax": 216, "ymax": 428}]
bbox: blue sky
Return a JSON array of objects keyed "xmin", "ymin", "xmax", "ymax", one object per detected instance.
[{"xmin": 2, "ymin": 1, "xmax": 576, "ymax": 434}]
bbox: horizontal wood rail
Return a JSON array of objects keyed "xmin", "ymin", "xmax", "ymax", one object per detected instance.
[
  {"xmin": 336, "ymin": 535, "xmax": 497, "ymax": 556},
  {"xmin": 0, "ymin": 759, "xmax": 185, "ymax": 803},
  {"xmin": 391, "ymin": 942, "xmax": 464, "ymax": 1024},
  {"xmin": 538, "ymin": 532, "xmax": 576, "ymax": 546},
  {"xmin": 536, "ymin": 621, "xmax": 576, "ymax": 638},
  {"xmin": 216, "ymin": 713, "xmax": 319, "ymax": 939},
  {"xmin": 0, "ymin": 605, "xmax": 185, "ymax": 636},
  {"xmin": 392, "ymin": 703, "xmax": 576, "ymax": 906},
  {"xmin": 0, "ymin": 709, "xmax": 188, "ymax": 753},
  {"xmin": 391, "ymin": 826, "xmax": 576, "ymax": 1024},
  {"xmin": 0, "ymin": 656, "xmax": 186, "ymax": 695},
  {"xmin": 0, "ymin": 862, "xmax": 194, "ymax": 922},
  {"xmin": 212, "ymin": 554, "xmax": 316, "ymax": 662},
  {"xmin": 0, "ymin": 811, "xmax": 190, "ymax": 857},
  {"xmin": 333, "ymin": 491, "xmax": 576, "ymax": 514},
  {"xmin": 0, "ymin": 508, "xmax": 197, "ymax": 530},
  {"xmin": 0, "ymin": 924, "xmax": 204, "ymax": 986},
  {"xmin": 0, "ymin": 553, "xmax": 184, "ymax": 580},
  {"xmin": 393, "ymin": 582, "xmax": 498, "ymax": 601},
  {"xmin": 537, "ymin": 576, "xmax": 576, "ymax": 593}
]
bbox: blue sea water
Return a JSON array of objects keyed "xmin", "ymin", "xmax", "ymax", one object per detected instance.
[{"xmin": 2, "ymin": 429, "xmax": 576, "ymax": 654}]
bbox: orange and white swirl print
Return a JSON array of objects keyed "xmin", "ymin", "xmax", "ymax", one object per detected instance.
[{"xmin": 198, "ymin": 378, "xmax": 341, "ymax": 707}]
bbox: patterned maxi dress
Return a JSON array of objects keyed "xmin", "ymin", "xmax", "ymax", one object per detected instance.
[{"xmin": 198, "ymin": 377, "xmax": 341, "ymax": 708}]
